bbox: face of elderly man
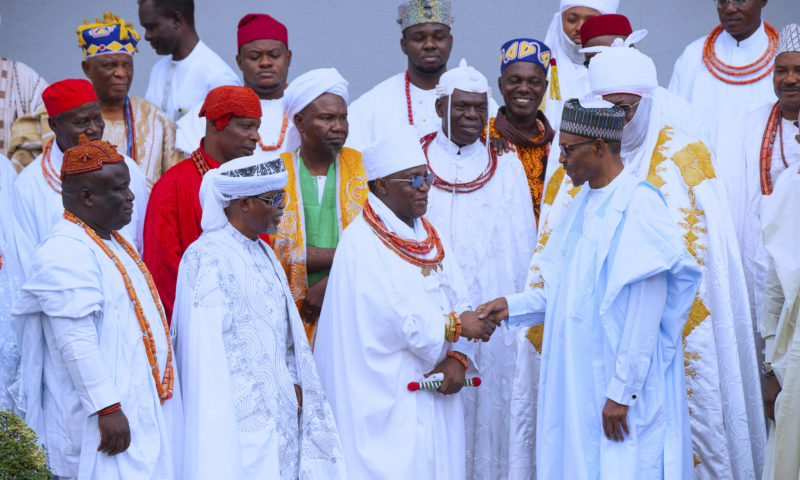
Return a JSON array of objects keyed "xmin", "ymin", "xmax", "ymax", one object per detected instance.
[
  {"xmin": 436, "ymin": 89, "xmax": 488, "ymax": 147},
  {"xmin": 294, "ymin": 92, "xmax": 348, "ymax": 156},
  {"xmin": 62, "ymin": 161, "xmax": 135, "ymax": 234},
  {"xmin": 82, "ymin": 53, "xmax": 134, "ymax": 108},
  {"xmin": 774, "ymin": 52, "xmax": 800, "ymax": 115},
  {"xmin": 49, "ymin": 102, "xmax": 106, "ymax": 151}
]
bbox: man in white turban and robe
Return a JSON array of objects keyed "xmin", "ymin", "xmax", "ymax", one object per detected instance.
[
  {"xmin": 315, "ymin": 125, "xmax": 494, "ymax": 479},
  {"xmin": 538, "ymin": 45, "xmax": 765, "ymax": 479},
  {"xmin": 421, "ymin": 58, "xmax": 536, "ymax": 480},
  {"xmin": 171, "ymin": 152, "xmax": 345, "ymax": 479}
]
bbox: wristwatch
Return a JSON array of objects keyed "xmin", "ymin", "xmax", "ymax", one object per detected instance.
[{"xmin": 761, "ymin": 361, "xmax": 775, "ymax": 378}]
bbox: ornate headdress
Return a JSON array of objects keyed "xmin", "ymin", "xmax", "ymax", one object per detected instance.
[{"xmin": 77, "ymin": 11, "xmax": 140, "ymax": 58}]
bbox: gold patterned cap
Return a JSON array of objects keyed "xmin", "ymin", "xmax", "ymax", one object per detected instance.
[{"xmin": 397, "ymin": 0, "xmax": 453, "ymax": 31}]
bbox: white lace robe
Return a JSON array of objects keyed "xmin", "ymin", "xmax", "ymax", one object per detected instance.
[{"xmin": 0, "ymin": 155, "xmax": 21, "ymax": 411}]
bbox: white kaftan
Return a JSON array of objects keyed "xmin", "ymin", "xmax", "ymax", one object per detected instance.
[
  {"xmin": 507, "ymin": 170, "xmax": 701, "ymax": 480},
  {"xmin": 669, "ymin": 22, "xmax": 776, "ymax": 131},
  {"xmin": 171, "ymin": 223, "xmax": 344, "ymax": 479},
  {"xmin": 0, "ymin": 155, "xmax": 21, "ymax": 411},
  {"xmin": 12, "ymin": 141, "xmax": 148, "ymax": 278},
  {"xmin": 314, "ymin": 193, "xmax": 475, "ymax": 480},
  {"xmin": 12, "ymin": 218, "xmax": 182, "ymax": 479},
  {"xmin": 423, "ymin": 130, "xmax": 537, "ymax": 479},
  {"xmin": 144, "ymin": 40, "xmax": 240, "ymax": 123}
]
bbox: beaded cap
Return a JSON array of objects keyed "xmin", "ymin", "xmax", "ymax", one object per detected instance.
[
  {"xmin": 560, "ymin": 98, "xmax": 624, "ymax": 142},
  {"xmin": 500, "ymin": 38, "xmax": 552, "ymax": 74},
  {"xmin": 77, "ymin": 11, "xmax": 139, "ymax": 58},
  {"xmin": 777, "ymin": 23, "xmax": 800, "ymax": 57},
  {"xmin": 61, "ymin": 134, "xmax": 124, "ymax": 180},
  {"xmin": 397, "ymin": 0, "xmax": 453, "ymax": 31}
]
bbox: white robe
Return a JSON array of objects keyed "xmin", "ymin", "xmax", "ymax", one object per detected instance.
[
  {"xmin": 423, "ymin": 130, "xmax": 537, "ymax": 479},
  {"xmin": 174, "ymin": 97, "xmax": 293, "ymax": 157},
  {"xmin": 346, "ymin": 71, "xmax": 499, "ymax": 151},
  {"xmin": 11, "ymin": 218, "xmax": 182, "ymax": 479},
  {"xmin": 0, "ymin": 155, "xmax": 22, "ymax": 411},
  {"xmin": 12, "ymin": 142, "xmax": 148, "ymax": 279},
  {"xmin": 669, "ymin": 21, "xmax": 776, "ymax": 132},
  {"xmin": 314, "ymin": 193, "xmax": 475, "ymax": 479},
  {"xmin": 171, "ymin": 223, "xmax": 345, "ymax": 479},
  {"xmin": 507, "ymin": 170, "xmax": 701, "ymax": 480},
  {"xmin": 144, "ymin": 40, "xmax": 240, "ymax": 123}
]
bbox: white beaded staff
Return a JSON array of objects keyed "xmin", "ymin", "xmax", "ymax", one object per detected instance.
[{"xmin": 407, "ymin": 372, "xmax": 482, "ymax": 392}]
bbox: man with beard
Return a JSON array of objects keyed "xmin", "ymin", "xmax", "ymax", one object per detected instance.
[
  {"xmin": 13, "ymin": 79, "xmax": 148, "ymax": 277},
  {"xmin": 143, "ymin": 85, "xmax": 261, "ymax": 321},
  {"xmin": 138, "ymin": 0, "xmax": 238, "ymax": 122},
  {"xmin": 270, "ymin": 68, "xmax": 366, "ymax": 345},
  {"xmin": 176, "ymin": 14, "xmax": 293, "ymax": 157},
  {"xmin": 171, "ymin": 152, "xmax": 345, "ymax": 479}
]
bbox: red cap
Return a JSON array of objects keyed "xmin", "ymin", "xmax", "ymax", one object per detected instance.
[
  {"xmin": 200, "ymin": 85, "xmax": 262, "ymax": 131},
  {"xmin": 237, "ymin": 14, "xmax": 288, "ymax": 50},
  {"xmin": 580, "ymin": 14, "xmax": 633, "ymax": 47},
  {"xmin": 42, "ymin": 79, "xmax": 98, "ymax": 117}
]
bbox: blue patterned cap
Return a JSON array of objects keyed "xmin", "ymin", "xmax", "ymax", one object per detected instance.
[
  {"xmin": 560, "ymin": 98, "xmax": 624, "ymax": 142},
  {"xmin": 397, "ymin": 0, "xmax": 453, "ymax": 30},
  {"xmin": 500, "ymin": 38, "xmax": 552, "ymax": 74},
  {"xmin": 77, "ymin": 11, "xmax": 139, "ymax": 58}
]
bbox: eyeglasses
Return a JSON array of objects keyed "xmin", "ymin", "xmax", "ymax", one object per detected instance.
[
  {"xmin": 386, "ymin": 173, "xmax": 436, "ymax": 189},
  {"xmin": 612, "ymin": 99, "xmax": 641, "ymax": 115},
  {"xmin": 559, "ymin": 139, "xmax": 596, "ymax": 157},
  {"xmin": 714, "ymin": 0, "xmax": 750, "ymax": 7},
  {"xmin": 253, "ymin": 192, "xmax": 286, "ymax": 207}
]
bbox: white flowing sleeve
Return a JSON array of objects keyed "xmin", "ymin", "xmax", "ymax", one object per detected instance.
[
  {"xmin": 605, "ymin": 272, "xmax": 668, "ymax": 406},
  {"xmin": 760, "ymin": 258, "xmax": 783, "ymax": 363},
  {"xmin": 505, "ymin": 286, "xmax": 546, "ymax": 328},
  {"xmin": 44, "ymin": 313, "xmax": 120, "ymax": 414}
]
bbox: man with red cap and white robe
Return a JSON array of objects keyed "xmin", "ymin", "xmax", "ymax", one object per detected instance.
[
  {"xmin": 421, "ymin": 59, "xmax": 536, "ymax": 480},
  {"xmin": 13, "ymin": 79, "xmax": 148, "ymax": 278},
  {"xmin": 143, "ymin": 85, "xmax": 262, "ymax": 320},
  {"xmin": 12, "ymin": 135, "xmax": 181, "ymax": 480},
  {"xmin": 175, "ymin": 13, "xmax": 293, "ymax": 157}
]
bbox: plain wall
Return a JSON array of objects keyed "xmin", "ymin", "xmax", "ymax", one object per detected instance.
[{"xmin": 1, "ymin": 0, "xmax": 798, "ymax": 103}]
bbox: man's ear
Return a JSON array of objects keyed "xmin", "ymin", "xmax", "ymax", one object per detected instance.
[
  {"xmin": 435, "ymin": 97, "xmax": 445, "ymax": 119},
  {"xmin": 400, "ymin": 36, "xmax": 408, "ymax": 55},
  {"xmin": 293, "ymin": 113, "xmax": 304, "ymax": 135},
  {"xmin": 374, "ymin": 178, "xmax": 389, "ymax": 197},
  {"xmin": 79, "ymin": 188, "xmax": 94, "ymax": 207}
]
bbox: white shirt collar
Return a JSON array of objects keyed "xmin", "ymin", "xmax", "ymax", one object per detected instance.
[{"xmin": 433, "ymin": 127, "xmax": 486, "ymax": 157}]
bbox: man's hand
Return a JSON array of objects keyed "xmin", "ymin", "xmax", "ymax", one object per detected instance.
[
  {"xmin": 477, "ymin": 297, "xmax": 509, "ymax": 326},
  {"xmin": 425, "ymin": 356, "xmax": 467, "ymax": 395},
  {"xmin": 97, "ymin": 409, "xmax": 131, "ymax": 456},
  {"xmin": 602, "ymin": 398, "xmax": 629, "ymax": 442},
  {"xmin": 490, "ymin": 136, "xmax": 514, "ymax": 156},
  {"xmin": 460, "ymin": 310, "xmax": 496, "ymax": 342},
  {"xmin": 764, "ymin": 375, "xmax": 782, "ymax": 421},
  {"xmin": 302, "ymin": 276, "xmax": 328, "ymax": 325},
  {"xmin": 294, "ymin": 384, "xmax": 303, "ymax": 412}
]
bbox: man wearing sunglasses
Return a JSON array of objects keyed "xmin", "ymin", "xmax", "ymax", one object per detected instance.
[
  {"xmin": 669, "ymin": 0, "xmax": 776, "ymax": 129},
  {"xmin": 172, "ymin": 152, "xmax": 346, "ymax": 478}
]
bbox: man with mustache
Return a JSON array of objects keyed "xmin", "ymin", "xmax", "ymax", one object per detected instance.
[
  {"xmin": 175, "ymin": 14, "xmax": 293, "ymax": 158},
  {"xmin": 143, "ymin": 85, "xmax": 262, "ymax": 321},
  {"xmin": 13, "ymin": 79, "xmax": 148, "ymax": 277},
  {"xmin": 270, "ymin": 68, "xmax": 366, "ymax": 345},
  {"xmin": 422, "ymin": 59, "xmax": 536, "ymax": 480},
  {"xmin": 138, "ymin": 0, "xmax": 238, "ymax": 122},
  {"xmin": 669, "ymin": 0, "xmax": 777, "ymax": 129},
  {"xmin": 171, "ymin": 152, "xmax": 345, "ymax": 479}
]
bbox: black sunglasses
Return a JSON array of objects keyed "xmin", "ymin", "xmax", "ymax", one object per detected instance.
[
  {"xmin": 253, "ymin": 192, "xmax": 286, "ymax": 207},
  {"xmin": 386, "ymin": 173, "xmax": 436, "ymax": 189}
]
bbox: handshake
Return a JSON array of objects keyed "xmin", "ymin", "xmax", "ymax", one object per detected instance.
[{"xmin": 458, "ymin": 297, "xmax": 510, "ymax": 342}]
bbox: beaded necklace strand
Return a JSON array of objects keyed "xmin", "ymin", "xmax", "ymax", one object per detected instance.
[
  {"xmin": 760, "ymin": 102, "xmax": 792, "ymax": 194},
  {"xmin": 421, "ymin": 132, "xmax": 498, "ymax": 194},
  {"xmin": 41, "ymin": 138, "xmax": 62, "ymax": 194},
  {"xmin": 258, "ymin": 112, "xmax": 289, "ymax": 151},
  {"xmin": 63, "ymin": 210, "xmax": 174, "ymax": 403},
  {"xmin": 702, "ymin": 23, "xmax": 778, "ymax": 85},
  {"xmin": 405, "ymin": 71, "xmax": 414, "ymax": 126},
  {"xmin": 363, "ymin": 200, "xmax": 444, "ymax": 272},
  {"xmin": 190, "ymin": 147, "xmax": 211, "ymax": 177}
]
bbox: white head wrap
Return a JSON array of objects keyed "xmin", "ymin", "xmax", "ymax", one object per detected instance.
[
  {"xmin": 777, "ymin": 23, "xmax": 800, "ymax": 56},
  {"xmin": 580, "ymin": 29, "xmax": 648, "ymax": 54},
  {"xmin": 560, "ymin": 0, "xmax": 619, "ymax": 14},
  {"xmin": 199, "ymin": 150, "xmax": 289, "ymax": 232},
  {"xmin": 362, "ymin": 125, "xmax": 427, "ymax": 181},
  {"xmin": 436, "ymin": 58, "xmax": 489, "ymax": 97},
  {"xmin": 588, "ymin": 46, "xmax": 658, "ymax": 96},
  {"xmin": 283, "ymin": 67, "xmax": 349, "ymax": 152},
  {"xmin": 545, "ymin": 1, "xmax": 620, "ymax": 67}
]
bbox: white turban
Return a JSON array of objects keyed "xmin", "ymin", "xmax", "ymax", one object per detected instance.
[
  {"xmin": 199, "ymin": 150, "xmax": 289, "ymax": 232},
  {"xmin": 588, "ymin": 46, "xmax": 658, "ymax": 96},
  {"xmin": 560, "ymin": 0, "xmax": 619, "ymax": 14},
  {"xmin": 283, "ymin": 67, "xmax": 349, "ymax": 151},
  {"xmin": 436, "ymin": 58, "xmax": 489, "ymax": 97},
  {"xmin": 777, "ymin": 23, "xmax": 800, "ymax": 56},
  {"xmin": 362, "ymin": 125, "xmax": 427, "ymax": 181}
]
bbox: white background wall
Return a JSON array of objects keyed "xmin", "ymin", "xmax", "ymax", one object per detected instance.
[{"xmin": 1, "ymin": 0, "xmax": 798, "ymax": 102}]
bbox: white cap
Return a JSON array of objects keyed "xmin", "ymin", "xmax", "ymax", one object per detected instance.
[
  {"xmin": 436, "ymin": 58, "xmax": 489, "ymax": 98},
  {"xmin": 588, "ymin": 46, "xmax": 658, "ymax": 96},
  {"xmin": 362, "ymin": 125, "xmax": 427, "ymax": 181}
]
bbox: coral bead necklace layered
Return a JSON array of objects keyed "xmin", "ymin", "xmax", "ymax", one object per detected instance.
[{"xmin": 702, "ymin": 22, "xmax": 778, "ymax": 85}]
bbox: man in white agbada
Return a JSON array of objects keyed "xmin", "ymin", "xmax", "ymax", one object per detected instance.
[
  {"xmin": 175, "ymin": 14, "xmax": 293, "ymax": 156},
  {"xmin": 537, "ymin": 46, "xmax": 766, "ymax": 478},
  {"xmin": 12, "ymin": 136, "xmax": 181, "ymax": 479},
  {"xmin": 421, "ymin": 59, "xmax": 536, "ymax": 479},
  {"xmin": 713, "ymin": 24, "xmax": 800, "ymax": 343},
  {"xmin": 171, "ymin": 152, "xmax": 345, "ymax": 479},
  {"xmin": 138, "ymin": 0, "xmax": 239, "ymax": 122},
  {"xmin": 314, "ymin": 125, "xmax": 495, "ymax": 479},
  {"xmin": 759, "ymin": 165, "xmax": 800, "ymax": 480},
  {"xmin": 13, "ymin": 79, "xmax": 148, "ymax": 279},
  {"xmin": 541, "ymin": 0, "xmax": 617, "ymax": 124},
  {"xmin": 480, "ymin": 97, "xmax": 702, "ymax": 480},
  {"xmin": 669, "ymin": 0, "xmax": 777, "ymax": 129},
  {"xmin": 0, "ymin": 154, "xmax": 22, "ymax": 411}
]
